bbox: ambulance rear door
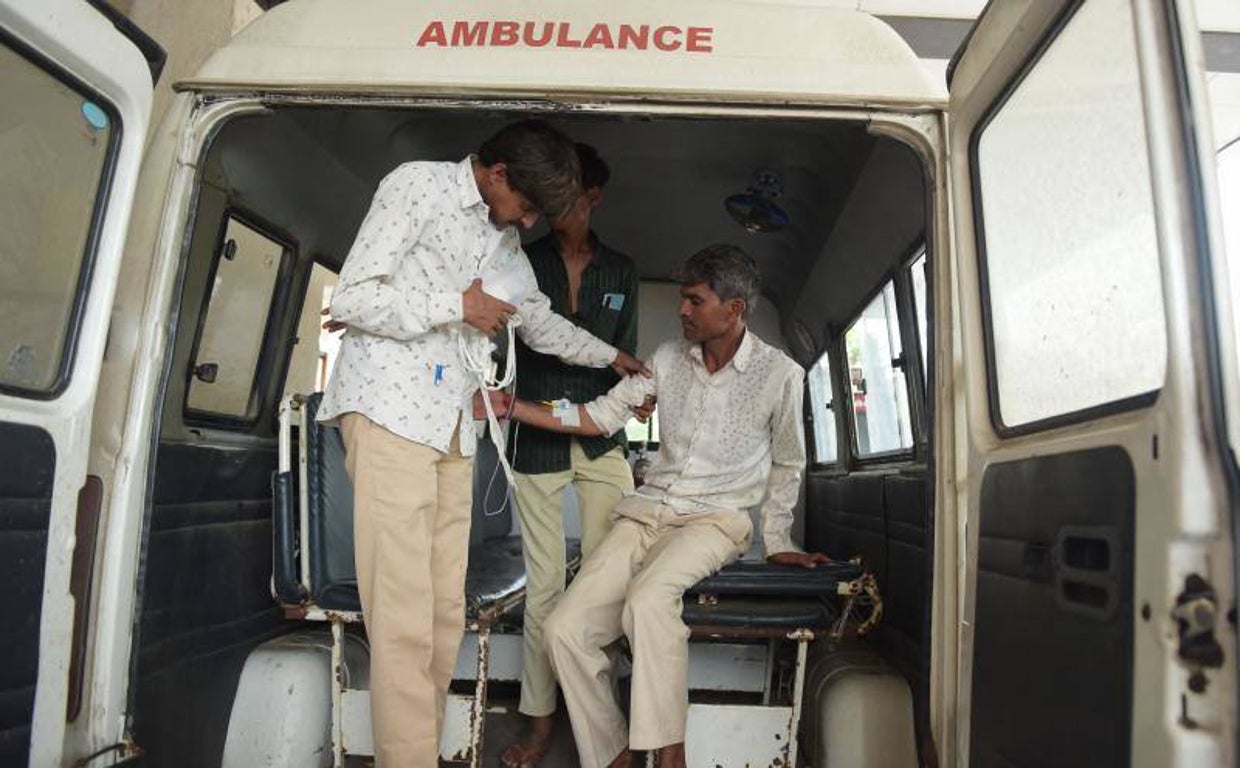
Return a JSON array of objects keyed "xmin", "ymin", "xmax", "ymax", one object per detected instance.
[
  {"xmin": 946, "ymin": 0, "xmax": 1239, "ymax": 766},
  {"xmin": 0, "ymin": 1, "xmax": 153, "ymax": 764}
]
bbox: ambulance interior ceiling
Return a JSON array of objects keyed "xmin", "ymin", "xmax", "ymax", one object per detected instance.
[{"xmin": 202, "ymin": 107, "xmax": 927, "ymax": 356}]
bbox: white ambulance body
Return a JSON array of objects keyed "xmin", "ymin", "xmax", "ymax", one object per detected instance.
[{"xmin": 0, "ymin": 0, "xmax": 1237, "ymax": 766}]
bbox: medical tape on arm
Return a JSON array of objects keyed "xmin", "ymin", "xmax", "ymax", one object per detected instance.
[{"xmin": 551, "ymin": 398, "xmax": 581, "ymax": 428}]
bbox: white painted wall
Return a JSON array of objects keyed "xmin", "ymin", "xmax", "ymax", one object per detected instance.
[{"xmin": 112, "ymin": 0, "xmax": 262, "ymax": 133}]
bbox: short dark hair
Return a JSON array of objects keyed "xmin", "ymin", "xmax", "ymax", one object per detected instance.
[
  {"xmin": 478, "ymin": 120, "xmax": 581, "ymax": 219},
  {"xmin": 576, "ymin": 142, "xmax": 611, "ymax": 190},
  {"xmin": 676, "ymin": 244, "xmax": 761, "ymax": 317}
]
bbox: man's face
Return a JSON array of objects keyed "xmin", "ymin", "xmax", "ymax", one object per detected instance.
[
  {"xmin": 551, "ymin": 186, "xmax": 602, "ymax": 236},
  {"xmin": 679, "ymin": 281, "xmax": 743, "ymax": 342},
  {"xmin": 481, "ymin": 164, "xmax": 540, "ymax": 230}
]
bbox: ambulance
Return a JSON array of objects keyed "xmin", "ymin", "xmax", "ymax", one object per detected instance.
[{"xmin": 1, "ymin": 0, "xmax": 1237, "ymax": 766}]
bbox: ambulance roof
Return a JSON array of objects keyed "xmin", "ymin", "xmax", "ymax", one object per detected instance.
[{"xmin": 182, "ymin": 0, "xmax": 946, "ymax": 108}]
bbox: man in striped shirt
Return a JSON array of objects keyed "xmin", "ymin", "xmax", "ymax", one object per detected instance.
[{"xmin": 502, "ymin": 143, "xmax": 641, "ymax": 768}]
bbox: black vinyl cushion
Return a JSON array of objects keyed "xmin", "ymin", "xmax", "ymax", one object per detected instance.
[
  {"xmin": 680, "ymin": 560, "xmax": 861, "ymax": 631},
  {"xmin": 302, "ymin": 394, "xmax": 358, "ymax": 611},
  {"xmin": 296, "ymin": 394, "xmax": 542, "ymax": 619},
  {"xmin": 682, "ymin": 597, "xmax": 833, "ymax": 629},
  {"xmin": 687, "ymin": 560, "xmax": 862, "ymax": 597}
]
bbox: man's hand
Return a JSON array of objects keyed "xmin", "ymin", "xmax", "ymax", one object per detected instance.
[
  {"xmin": 631, "ymin": 395, "xmax": 656, "ymax": 423},
  {"xmin": 611, "ymin": 350, "xmax": 651, "ymax": 378},
  {"xmin": 463, "ymin": 278, "xmax": 517, "ymax": 336},
  {"xmin": 767, "ymin": 551, "xmax": 833, "ymax": 569},
  {"xmin": 320, "ymin": 308, "xmax": 346, "ymax": 333},
  {"xmin": 472, "ymin": 390, "xmax": 512, "ymax": 420}
]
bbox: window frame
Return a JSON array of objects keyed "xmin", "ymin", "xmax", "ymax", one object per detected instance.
[
  {"xmin": 805, "ymin": 347, "xmax": 840, "ymax": 468},
  {"xmin": 840, "ymin": 270, "xmax": 917, "ymax": 464},
  {"xmin": 0, "ymin": 28, "xmax": 123, "ymax": 400},
  {"xmin": 183, "ymin": 208, "xmax": 298, "ymax": 428},
  {"xmin": 967, "ymin": 0, "xmax": 1161, "ymax": 439}
]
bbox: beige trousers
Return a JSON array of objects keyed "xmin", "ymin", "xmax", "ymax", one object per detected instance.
[
  {"xmin": 513, "ymin": 442, "xmax": 633, "ymax": 717},
  {"xmin": 339, "ymin": 414, "xmax": 473, "ymax": 768},
  {"xmin": 543, "ymin": 495, "xmax": 752, "ymax": 768}
]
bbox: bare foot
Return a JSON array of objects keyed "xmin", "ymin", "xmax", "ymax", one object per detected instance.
[
  {"xmin": 500, "ymin": 715, "xmax": 555, "ymax": 768},
  {"xmin": 655, "ymin": 743, "xmax": 686, "ymax": 768},
  {"xmin": 606, "ymin": 748, "xmax": 634, "ymax": 768}
]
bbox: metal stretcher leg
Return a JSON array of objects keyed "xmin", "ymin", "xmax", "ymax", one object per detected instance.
[
  {"xmin": 331, "ymin": 616, "xmax": 345, "ymax": 768},
  {"xmin": 786, "ymin": 629, "xmax": 813, "ymax": 768},
  {"xmin": 468, "ymin": 622, "xmax": 491, "ymax": 768}
]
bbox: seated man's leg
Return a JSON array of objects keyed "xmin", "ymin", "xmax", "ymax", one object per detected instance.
[
  {"xmin": 545, "ymin": 513, "xmax": 652, "ymax": 768},
  {"xmin": 621, "ymin": 509, "xmax": 751, "ymax": 758}
]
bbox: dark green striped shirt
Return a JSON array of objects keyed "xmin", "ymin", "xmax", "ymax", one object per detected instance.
[{"xmin": 508, "ymin": 233, "xmax": 639, "ymax": 474}]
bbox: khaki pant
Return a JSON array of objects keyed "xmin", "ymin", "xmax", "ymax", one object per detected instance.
[
  {"xmin": 339, "ymin": 414, "xmax": 473, "ymax": 768},
  {"xmin": 544, "ymin": 495, "xmax": 751, "ymax": 768},
  {"xmin": 513, "ymin": 442, "xmax": 633, "ymax": 717}
]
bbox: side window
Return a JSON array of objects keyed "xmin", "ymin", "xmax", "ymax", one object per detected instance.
[
  {"xmin": 845, "ymin": 280, "xmax": 913, "ymax": 458},
  {"xmin": 284, "ymin": 263, "xmax": 339, "ymax": 397},
  {"xmin": 807, "ymin": 351, "xmax": 837, "ymax": 464},
  {"xmin": 972, "ymin": 0, "xmax": 1165, "ymax": 431},
  {"xmin": 625, "ymin": 409, "xmax": 660, "ymax": 447},
  {"xmin": 0, "ymin": 39, "xmax": 120, "ymax": 395},
  {"xmin": 186, "ymin": 214, "xmax": 290, "ymax": 421},
  {"xmin": 909, "ymin": 249, "xmax": 929, "ymax": 383}
]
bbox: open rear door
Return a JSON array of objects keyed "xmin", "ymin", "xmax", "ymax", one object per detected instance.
[
  {"xmin": 947, "ymin": 1, "xmax": 1239, "ymax": 766},
  {"xmin": 0, "ymin": 1, "xmax": 152, "ymax": 764}
]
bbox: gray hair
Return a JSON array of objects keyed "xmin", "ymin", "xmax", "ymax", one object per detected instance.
[{"xmin": 675, "ymin": 244, "xmax": 761, "ymax": 317}]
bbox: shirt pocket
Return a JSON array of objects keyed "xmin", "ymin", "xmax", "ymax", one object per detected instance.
[{"xmin": 590, "ymin": 291, "xmax": 626, "ymax": 342}]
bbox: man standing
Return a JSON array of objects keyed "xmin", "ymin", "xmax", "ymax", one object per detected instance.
[
  {"xmin": 501, "ymin": 143, "xmax": 639, "ymax": 768},
  {"xmin": 482, "ymin": 244, "xmax": 829, "ymax": 768},
  {"xmin": 317, "ymin": 120, "xmax": 646, "ymax": 767}
]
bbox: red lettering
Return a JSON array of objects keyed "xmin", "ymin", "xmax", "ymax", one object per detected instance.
[
  {"xmin": 491, "ymin": 20, "xmax": 519, "ymax": 46},
  {"xmin": 618, "ymin": 24, "xmax": 649, "ymax": 50},
  {"xmin": 523, "ymin": 21, "xmax": 554, "ymax": 47},
  {"xmin": 416, "ymin": 21, "xmax": 447, "ymax": 47},
  {"xmin": 653, "ymin": 25, "xmax": 682, "ymax": 51},
  {"xmin": 582, "ymin": 23, "xmax": 616, "ymax": 50},
  {"xmin": 451, "ymin": 21, "xmax": 489, "ymax": 46},
  {"xmin": 556, "ymin": 22, "xmax": 582, "ymax": 48},
  {"xmin": 686, "ymin": 26, "xmax": 713, "ymax": 53}
]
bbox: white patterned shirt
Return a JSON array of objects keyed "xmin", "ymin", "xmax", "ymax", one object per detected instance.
[
  {"xmin": 318, "ymin": 158, "xmax": 617, "ymax": 455},
  {"xmin": 584, "ymin": 330, "xmax": 806, "ymax": 556}
]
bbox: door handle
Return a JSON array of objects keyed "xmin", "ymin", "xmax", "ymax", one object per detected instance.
[{"xmin": 1052, "ymin": 526, "xmax": 1120, "ymax": 621}]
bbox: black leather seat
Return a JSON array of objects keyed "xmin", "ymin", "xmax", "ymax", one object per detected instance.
[
  {"xmin": 274, "ymin": 393, "xmax": 552, "ymax": 622},
  {"xmin": 682, "ymin": 560, "xmax": 864, "ymax": 631}
]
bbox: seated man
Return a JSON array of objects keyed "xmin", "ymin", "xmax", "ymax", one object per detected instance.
[{"xmin": 479, "ymin": 244, "xmax": 829, "ymax": 768}]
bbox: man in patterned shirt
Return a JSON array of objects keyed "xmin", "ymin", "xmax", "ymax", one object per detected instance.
[
  {"xmin": 317, "ymin": 120, "xmax": 647, "ymax": 767},
  {"xmin": 501, "ymin": 143, "xmax": 640, "ymax": 768},
  {"xmin": 479, "ymin": 244, "xmax": 830, "ymax": 768}
]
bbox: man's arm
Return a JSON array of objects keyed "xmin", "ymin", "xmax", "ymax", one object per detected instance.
[
  {"xmin": 329, "ymin": 168, "xmax": 461, "ymax": 340},
  {"xmin": 478, "ymin": 361, "xmax": 657, "ymax": 435},
  {"xmin": 761, "ymin": 367, "xmax": 830, "ymax": 567},
  {"xmin": 330, "ymin": 167, "xmax": 516, "ymax": 339}
]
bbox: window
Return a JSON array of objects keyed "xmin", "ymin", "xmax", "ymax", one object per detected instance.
[
  {"xmin": 284, "ymin": 263, "xmax": 338, "ymax": 397},
  {"xmin": 973, "ymin": 0, "xmax": 1165, "ymax": 430},
  {"xmin": 625, "ymin": 408, "xmax": 660, "ymax": 446},
  {"xmin": 910, "ymin": 250, "xmax": 929, "ymax": 383},
  {"xmin": 846, "ymin": 281, "xmax": 913, "ymax": 457},
  {"xmin": 807, "ymin": 352, "xmax": 837, "ymax": 464},
  {"xmin": 186, "ymin": 215, "xmax": 289, "ymax": 420},
  {"xmin": 0, "ymin": 40, "xmax": 119, "ymax": 395}
]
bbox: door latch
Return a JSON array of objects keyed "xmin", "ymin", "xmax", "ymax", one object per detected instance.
[{"xmin": 1172, "ymin": 574, "xmax": 1225, "ymax": 693}]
